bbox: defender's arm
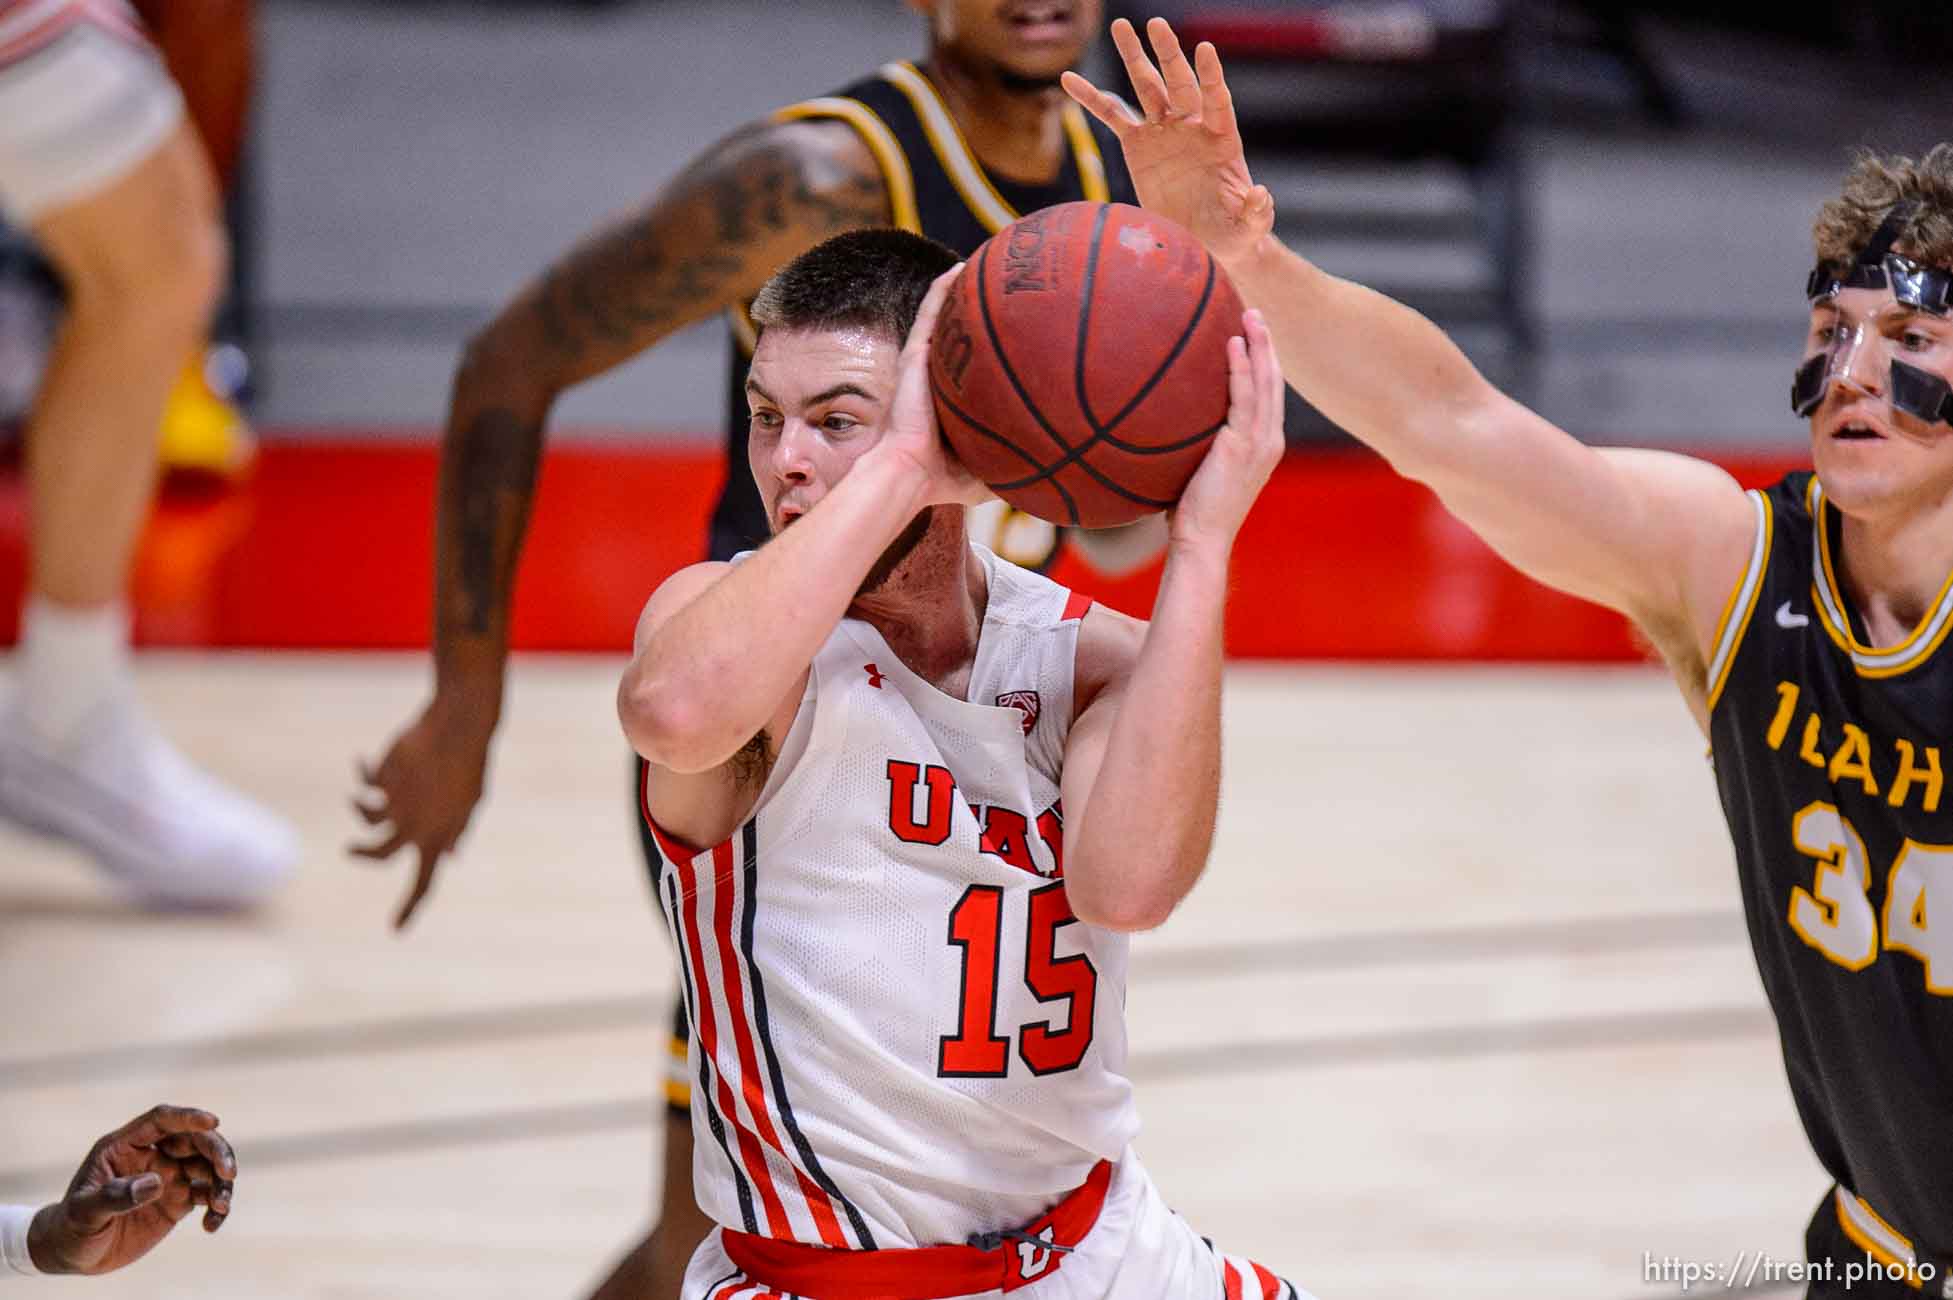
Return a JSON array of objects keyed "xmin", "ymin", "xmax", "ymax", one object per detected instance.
[
  {"xmin": 1221, "ymin": 240, "xmax": 1754, "ymax": 643},
  {"xmin": 435, "ymin": 119, "xmax": 889, "ymax": 704},
  {"xmin": 1067, "ymin": 20, "xmax": 1758, "ymax": 676},
  {"xmin": 356, "ymin": 119, "xmax": 887, "ymax": 923}
]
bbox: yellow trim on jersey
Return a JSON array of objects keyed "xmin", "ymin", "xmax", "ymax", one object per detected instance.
[
  {"xmin": 1060, "ymin": 103, "xmax": 1112, "ymax": 203},
  {"xmin": 1705, "ymin": 489, "xmax": 1773, "ymax": 713},
  {"xmin": 880, "ymin": 61, "xmax": 1109, "ymax": 233},
  {"xmin": 771, "ymin": 96, "xmax": 922, "ymax": 232},
  {"xmin": 1833, "ymin": 1188, "xmax": 1920, "ymax": 1283},
  {"xmin": 880, "ymin": 61, "xmax": 1016, "ymax": 232},
  {"xmin": 739, "ymin": 97, "xmax": 924, "ymax": 358},
  {"xmin": 1808, "ymin": 479, "xmax": 1953, "ymax": 678}
]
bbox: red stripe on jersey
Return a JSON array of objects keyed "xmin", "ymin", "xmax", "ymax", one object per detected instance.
[
  {"xmin": 673, "ymin": 846, "xmax": 793, "ymax": 1237},
  {"xmin": 1223, "ymin": 1259, "xmax": 1244, "ymax": 1300},
  {"xmin": 708, "ymin": 1277, "xmax": 749, "ymax": 1300},
  {"xmin": 639, "ymin": 763, "xmax": 703, "ymax": 865},
  {"xmin": 1061, "ymin": 590, "xmax": 1093, "ymax": 621},
  {"xmin": 707, "ymin": 839, "xmax": 849, "ymax": 1247},
  {"xmin": 1252, "ymin": 1260, "xmax": 1282, "ymax": 1300}
]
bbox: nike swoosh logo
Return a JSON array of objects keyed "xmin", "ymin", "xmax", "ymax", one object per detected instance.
[{"xmin": 1776, "ymin": 601, "xmax": 1810, "ymax": 629}]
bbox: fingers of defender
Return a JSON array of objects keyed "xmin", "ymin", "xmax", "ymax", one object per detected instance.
[
  {"xmin": 107, "ymin": 1106, "xmax": 219, "ymax": 1152},
  {"xmin": 392, "ymin": 845, "xmax": 440, "ymax": 930},
  {"xmin": 1109, "ymin": 18, "xmax": 1170, "ymax": 120},
  {"xmin": 152, "ymin": 1155, "xmax": 231, "ymax": 1229},
  {"xmin": 1194, "ymin": 42, "xmax": 1239, "ymax": 138},
  {"xmin": 202, "ymin": 1131, "xmax": 236, "ymax": 1224},
  {"xmin": 1147, "ymin": 18, "xmax": 1201, "ymax": 118},
  {"xmin": 202, "ymin": 1197, "xmax": 230, "ymax": 1233},
  {"xmin": 1059, "ymin": 71, "xmax": 1138, "ymax": 136},
  {"xmin": 156, "ymin": 1129, "xmax": 236, "ymax": 1182},
  {"xmin": 351, "ymin": 759, "xmax": 395, "ymax": 831},
  {"xmin": 64, "ymin": 1172, "xmax": 164, "ymax": 1230},
  {"xmin": 167, "ymin": 1155, "xmax": 219, "ymax": 1207},
  {"xmin": 349, "ymin": 828, "xmax": 407, "ymax": 863},
  {"xmin": 155, "ymin": 1138, "xmax": 234, "ymax": 1225}
]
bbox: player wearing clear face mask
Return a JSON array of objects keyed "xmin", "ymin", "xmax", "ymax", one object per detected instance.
[{"xmin": 1067, "ymin": 19, "xmax": 1952, "ymax": 1295}]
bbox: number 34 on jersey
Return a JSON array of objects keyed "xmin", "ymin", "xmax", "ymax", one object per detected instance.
[{"xmin": 1788, "ymin": 801, "xmax": 1953, "ymax": 994}]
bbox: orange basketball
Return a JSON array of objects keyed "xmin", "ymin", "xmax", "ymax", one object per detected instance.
[{"xmin": 928, "ymin": 201, "xmax": 1243, "ymax": 529}]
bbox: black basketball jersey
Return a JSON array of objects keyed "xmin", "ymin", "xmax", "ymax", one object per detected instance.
[
  {"xmin": 706, "ymin": 62, "xmax": 1137, "ymax": 565},
  {"xmin": 1706, "ymin": 471, "xmax": 1953, "ymax": 1271}
]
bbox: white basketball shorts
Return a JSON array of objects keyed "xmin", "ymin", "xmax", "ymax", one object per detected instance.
[{"xmin": 0, "ymin": 6, "xmax": 184, "ymax": 224}]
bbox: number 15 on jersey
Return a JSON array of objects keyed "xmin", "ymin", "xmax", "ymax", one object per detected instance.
[{"xmin": 940, "ymin": 881, "xmax": 1098, "ymax": 1078}]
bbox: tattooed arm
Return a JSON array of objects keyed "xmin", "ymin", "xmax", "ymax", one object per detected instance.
[{"xmin": 352, "ymin": 119, "xmax": 889, "ymax": 927}]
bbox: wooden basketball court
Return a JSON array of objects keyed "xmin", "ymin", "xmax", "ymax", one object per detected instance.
[{"xmin": 0, "ymin": 655, "xmax": 1819, "ymax": 1297}]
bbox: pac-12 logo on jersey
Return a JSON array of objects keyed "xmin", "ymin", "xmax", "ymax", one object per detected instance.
[{"xmin": 996, "ymin": 690, "xmax": 1041, "ymax": 735}]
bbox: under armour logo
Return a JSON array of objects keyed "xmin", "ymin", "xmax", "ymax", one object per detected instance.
[
  {"xmin": 1775, "ymin": 601, "xmax": 1811, "ymax": 629},
  {"xmin": 864, "ymin": 663, "xmax": 886, "ymax": 689}
]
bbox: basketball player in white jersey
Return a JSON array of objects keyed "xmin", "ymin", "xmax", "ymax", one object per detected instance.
[
  {"xmin": 0, "ymin": 0, "xmax": 294, "ymax": 904},
  {"xmin": 620, "ymin": 228, "xmax": 1307, "ymax": 1299}
]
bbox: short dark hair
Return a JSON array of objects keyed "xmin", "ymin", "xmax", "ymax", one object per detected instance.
[{"xmin": 750, "ymin": 228, "xmax": 959, "ymax": 345}]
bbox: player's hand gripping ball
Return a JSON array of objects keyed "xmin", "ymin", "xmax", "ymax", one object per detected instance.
[{"xmin": 928, "ymin": 201, "xmax": 1245, "ymax": 528}]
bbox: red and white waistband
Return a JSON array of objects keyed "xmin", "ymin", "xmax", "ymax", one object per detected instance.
[{"xmin": 719, "ymin": 1159, "xmax": 1113, "ymax": 1299}]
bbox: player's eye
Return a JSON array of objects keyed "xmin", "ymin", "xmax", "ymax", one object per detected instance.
[
  {"xmin": 1901, "ymin": 329, "xmax": 1937, "ymax": 352},
  {"xmin": 822, "ymin": 413, "xmax": 859, "ymax": 435},
  {"xmin": 750, "ymin": 409, "xmax": 783, "ymax": 432}
]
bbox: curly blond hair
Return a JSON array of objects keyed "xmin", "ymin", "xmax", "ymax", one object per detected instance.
[{"xmin": 1812, "ymin": 143, "xmax": 1953, "ymax": 271}]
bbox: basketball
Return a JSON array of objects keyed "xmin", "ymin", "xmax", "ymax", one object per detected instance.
[{"xmin": 928, "ymin": 201, "xmax": 1244, "ymax": 529}]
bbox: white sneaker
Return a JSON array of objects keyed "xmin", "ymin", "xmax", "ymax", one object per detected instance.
[{"xmin": 0, "ymin": 696, "xmax": 297, "ymax": 909}]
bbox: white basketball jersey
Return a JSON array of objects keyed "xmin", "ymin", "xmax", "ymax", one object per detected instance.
[{"xmin": 641, "ymin": 545, "xmax": 1138, "ymax": 1250}]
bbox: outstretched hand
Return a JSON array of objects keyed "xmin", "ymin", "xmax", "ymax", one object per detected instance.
[
  {"xmin": 29, "ymin": 1106, "xmax": 237, "ymax": 1276},
  {"xmin": 1062, "ymin": 18, "xmax": 1273, "ymax": 267},
  {"xmin": 351, "ymin": 689, "xmax": 498, "ymax": 929}
]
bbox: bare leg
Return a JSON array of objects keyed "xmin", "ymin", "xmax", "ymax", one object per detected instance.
[
  {"xmin": 0, "ymin": 113, "xmax": 292, "ymax": 908},
  {"xmin": 587, "ymin": 1110, "xmax": 714, "ymax": 1300},
  {"xmin": 27, "ymin": 121, "xmax": 222, "ymax": 609}
]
